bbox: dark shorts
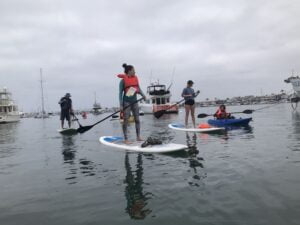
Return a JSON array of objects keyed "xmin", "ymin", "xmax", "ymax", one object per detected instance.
[
  {"xmin": 185, "ymin": 99, "xmax": 195, "ymax": 106},
  {"xmin": 60, "ymin": 110, "xmax": 71, "ymax": 121}
]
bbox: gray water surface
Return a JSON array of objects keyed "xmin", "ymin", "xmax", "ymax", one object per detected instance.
[{"xmin": 0, "ymin": 104, "xmax": 299, "ymax": 225}]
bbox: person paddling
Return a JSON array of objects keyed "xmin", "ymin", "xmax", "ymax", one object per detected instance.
[
  {"xmin": 182, "ymin": 80, "xmax": 200, "ymax": 127},
  {"xmin": 118, "ymin": 63, "xmax": 146, "ymax": 144},
  {"xmin": 58, "ymin": 93, "xmax": 73, "ymax": 129},
  {"xmin": 214, "ymin": 105, "xmax": 232, "ymax": 119}
]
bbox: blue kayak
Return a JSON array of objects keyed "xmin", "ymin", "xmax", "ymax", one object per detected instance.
[{"xmin": 208, "ymin": 118, "xmax": 252, "ymax": 127}]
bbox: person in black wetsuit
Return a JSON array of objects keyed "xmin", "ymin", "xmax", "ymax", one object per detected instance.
[{"xmin": 58, "ymin": 93, "xmax": 73, "ymax": 129}]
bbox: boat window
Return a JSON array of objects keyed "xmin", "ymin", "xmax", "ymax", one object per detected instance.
[
  {"xmin": 166, "ymin": 98, "xmax": 170, "ymax": 103},
  {"xmin": 152, "ymin": 99, "xmax": 155, "ymax": 104},
  {"xmin": 156, "ymin": 98, "xmax": 161, "ymax": 105},
  {"xmin": 4, "ymin": 107, "xmax": 7, "ymax": 113},
  {"xmin": 161, "ymin": 98, "xmax": 166, "ymax": 104},
  {"xmin": 0, "ymin": 107, "xmax": 2, "ymax": 112}
]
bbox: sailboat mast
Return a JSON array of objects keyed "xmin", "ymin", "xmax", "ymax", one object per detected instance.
[{"xmin": 40, "ymin": 68, "xmax": 45, "ymax": 119}]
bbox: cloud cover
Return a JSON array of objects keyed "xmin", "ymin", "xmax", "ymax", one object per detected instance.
[{"xmin": 0, "ymin": 0, "xmax": 299, "ymax": 111}]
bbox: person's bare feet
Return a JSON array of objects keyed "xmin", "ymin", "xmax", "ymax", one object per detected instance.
[
  {"xmin": 137, "ymin": 137, "xmax": 144, "ymax": 142},
  {"xmin": 124, "ymin": 140, "xmax": 132, "ymax": 145}
]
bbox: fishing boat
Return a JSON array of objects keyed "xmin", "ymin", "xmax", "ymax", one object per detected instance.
[
  {"xmin": 140, "ymin": 82, "xmax": 178, "ymax": 114},
  {"xmin": 0, "ymin": 87, "xmax": 20, "ymax": 123},
  {"xmin": 284, "ymin": 71, "xmax": 300, "ymax": 109}
]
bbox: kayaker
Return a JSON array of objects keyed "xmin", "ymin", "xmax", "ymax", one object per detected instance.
[
  {"xmin": 58, "ymin": 93, "xmax": 73, "ymax": 129},
  {"xmin": 118, "ymin": 63, "xmax": 146, "ymax": 144},
  {"xmin": 214, "ymin": 105, "xmax": 232, "ymax": 119},
  {"xmin": 181, "ymin": 80, "xmax": 200, "ymax": 127}
]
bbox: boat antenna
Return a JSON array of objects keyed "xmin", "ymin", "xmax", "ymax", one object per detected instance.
[
  {"xmin": 40, "ymin": 68, "xmax": 45, "ymax": 119},
  {"xmin": 149, "ymin": 69, "xmax": 153, "ymax": 84},
  {"xmin": 167, "ymin": 66, "xmax": 176, "ymax": 91}
]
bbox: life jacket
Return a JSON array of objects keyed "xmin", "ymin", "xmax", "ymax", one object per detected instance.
[
  {"xmin": 117, "ymin": 74, "xmax": 140, "ymax": 94},
  {"xmin": 215, "ymin": 109, "xmax": 227, "ymax": 119}
]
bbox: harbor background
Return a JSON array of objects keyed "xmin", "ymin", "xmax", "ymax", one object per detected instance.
[{"xmin": 1, "ymin": 103, "xmax": 299, "ymax": 225}]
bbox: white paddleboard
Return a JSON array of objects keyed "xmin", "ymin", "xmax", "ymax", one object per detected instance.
[
  {"xmin": 58, "ymin": 128, "xmax": 78, "ymax": 135},
  {"xmin": 168, "ymin": 123, "xmax": 225, "ymax": 133},
  {"xmin": 99, "ymin": 136, "xmax": 187, "ymax": 153}
]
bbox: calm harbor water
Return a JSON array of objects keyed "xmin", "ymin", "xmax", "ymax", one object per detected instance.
[{"xmin": 0, "ymin": 103, "xmax": 300, "ymax": 225}]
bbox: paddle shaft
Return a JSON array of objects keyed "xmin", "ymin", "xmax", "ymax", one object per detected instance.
[
  {"xmin": 72, "ymin": 113, "xmax": 83, "ymax": 127},
  {"xmin": 198, "ymin": 109, "xmax": 254, "ymax": 118},
  {"xmin": 89, "ymin": 98, "xmax": 143, "ymax": 128}
]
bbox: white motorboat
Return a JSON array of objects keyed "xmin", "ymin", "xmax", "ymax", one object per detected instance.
[
  {"xmin": 140, "ymin": 82, "xmax": 179, "ymax": 114},
  {"xmin": 0, "ymin": 87, "xmax": 20, "ymax": 123}
]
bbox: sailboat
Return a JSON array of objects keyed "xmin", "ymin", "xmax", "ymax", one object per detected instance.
[
  {"xmin": 92, "ymin": 92, "xmax": 103, "ymax": 115},
  {"xmin": 34, "ymin": 68, "xmax": 49, "ymax": 118}
]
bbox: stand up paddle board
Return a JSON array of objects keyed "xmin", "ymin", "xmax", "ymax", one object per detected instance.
[
  {"xmin": 58, "ymin": 128, "xmax": 78, "ymax": 135},
  {"xmin": 168, "ymin": 123, "xmax": 225, "ymax": 133},
  {"xmin": 99, "ymin": 136, "xmax": 187, "ymax": 153}
]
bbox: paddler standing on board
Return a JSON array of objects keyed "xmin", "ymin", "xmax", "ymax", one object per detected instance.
[
  {"xmin": 118, "ymin": 63, "xmax": 146, "ymax": 144},
  {"xmin": 58, "ymin": 93, "xmax": 74, "ymax": 129},
  {"xmin": 182, "ymin": 80, "xmax": 200, "ymax": 128}
]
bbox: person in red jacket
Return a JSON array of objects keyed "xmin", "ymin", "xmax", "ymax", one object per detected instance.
[
  {"xmin": 214, "ymin": 105, "xmax": 232, "ymax": 119},
  {"xmin": 118, "ymin": 63, "xmax": 146, "ymax": 144}
]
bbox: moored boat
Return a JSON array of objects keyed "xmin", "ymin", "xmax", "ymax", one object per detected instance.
[
  {"xmin": 140, "ymin": 82, "xmax": 178, "ymax": 114},
  {"xmin": 0, "ymin": 87, "xmax": 20, "ymax": 123},
  {"xmin": 284, "ymin": 72, "xmax": 300, "ymax": 109},
  {"xmin": 208, "ymin": 118, "xmax": 252, "ymax": 127}
]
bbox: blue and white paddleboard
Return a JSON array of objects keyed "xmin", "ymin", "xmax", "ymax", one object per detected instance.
[
  {"xmin": 168, "ymin": 123, "xmax": 225, "ymax": 133},
  {"xmin": 99, "ymin": 136, "xmax": 187, "ymax": 153}
]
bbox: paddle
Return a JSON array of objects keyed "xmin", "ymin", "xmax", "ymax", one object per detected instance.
[
  {"xmin": 77, "ymin": 98, "xmax": 143, "ymax": 133},
  {"xmin": 154, "ymin": 90, "xmax": 200, "ymax": 119},
  {"xmin": 154, "ymin": 98, "xmax": 185, "ymax": 119},
  {"xmin": 197, "ymin": 109, "xmax": 254, "ymax": 118},
  {"xmin": 71, "ymin": 113, "xmax": 83, "ymax": 127}
]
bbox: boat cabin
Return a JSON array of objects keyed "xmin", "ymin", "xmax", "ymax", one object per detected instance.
[{"xmin": 147, "ymin": 85, "xmax": 170, "ymax": 96}]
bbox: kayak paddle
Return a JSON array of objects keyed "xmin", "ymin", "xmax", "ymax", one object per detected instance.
[
  {"xmin": 77, "ymin": 98, "xmax": 143, "ymax": 134},
  {"xmin": 197, "ymin": 109, "xmax": 254, "ymax": 118}
]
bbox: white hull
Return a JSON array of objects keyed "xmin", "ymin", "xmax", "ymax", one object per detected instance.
[
  {"xmin": 0, "ymin": 113, "xmax": 20, "ymax": 123},
  {"xmin": 140, "ymin": 103, "xmax": 179, "ymax": 114},
  {"xmin": 290, "ymin": 79, "xmax": 300, "ymax": 97},
  {"xmin": 140, "ymin": 104, "xmax": 153, "ymax": 114}
]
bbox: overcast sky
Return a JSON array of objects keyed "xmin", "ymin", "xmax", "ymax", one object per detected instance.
[{"xmin": 0, "ymin": 0, "xmax": 299, "ymax": 112}]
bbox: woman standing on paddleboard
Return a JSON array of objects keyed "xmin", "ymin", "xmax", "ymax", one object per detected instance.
[
  {"xmin": 182, "ymin": 80, "xmax": 200, "ymax": 127},
  {"xmin": 118, "ymin": 63, "xmax": 146, "ymax": 144}
]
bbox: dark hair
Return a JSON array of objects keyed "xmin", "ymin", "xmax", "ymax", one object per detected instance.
[
  {"xmin": 220, "ymin": 104, "xmax": 226, "ymax": 109},
  {"xmin": 122, "ymin": 63, "xmax": 134, "ymax": 74},
  {"xmin": 187, "ymin": 80, "xmax": 194, "ymax": 85}
]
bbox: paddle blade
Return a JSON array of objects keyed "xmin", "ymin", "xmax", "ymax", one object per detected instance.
[
  {"xmin": 243, "ymin": 109, "xmax": 254, "ymax": 114},
  {"xmin": 112, "ymin": 115, "xmax": 119, "ymax": 119},
  {"xmin": 154, "ymin": 110, "xmax": 166, "ymax": 119},
  {"xmin": 197, "ymin": 113, "xmax": 209, "ymax": 118},
  {"xmin": 77, "ymin": 125, "xmax": 94, "ymax": 134}
]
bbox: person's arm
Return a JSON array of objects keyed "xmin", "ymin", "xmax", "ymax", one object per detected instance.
[
  {"xmin": 119, "ymin": 80, "xmax": 124, "ymax": 107},
  {"xmin": 58, "ymin": 97, "xmax": 64, "ymax": 105}
]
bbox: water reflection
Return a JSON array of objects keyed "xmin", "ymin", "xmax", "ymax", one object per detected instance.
[
  {"xmin": 291, "ymin": 112, "xmax": 300, "ymax": 151},
  {"xmin": 0, "ymin": 123, "xmax": 20, "ymax": 160},
  {"xmin": 0, "ymin": 122, "xmax": 19, "ymax": 144},
  {"xmin": 61, "ymin": 136, "xmax": 96, "ymax": 184},
  {"xmin": 124, "ymin": 153, "xmax": 152, "ymax": 219},
  {"xmin": 61, "ymin": 136, "xmax": 77, "ymax": 184}
]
